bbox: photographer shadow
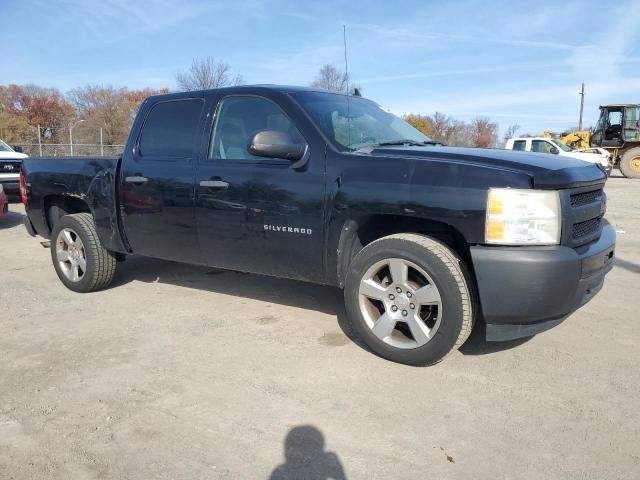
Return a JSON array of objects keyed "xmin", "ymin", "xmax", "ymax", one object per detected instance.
[{"xmin": 269, "ymin": 425, "xmax": 346, "ymax": 480}]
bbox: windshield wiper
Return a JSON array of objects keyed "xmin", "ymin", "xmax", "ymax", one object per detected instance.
[
  {"xmin": 376, "ymin": 139, "xmax": 428, "ymax": 147},
  {"xmin": 354, "ymin": 139, "xmax": 445, "ymax": 153},
  {"xmin": 356, "ymin": 139, "xmax": 444, "ymax": 151}
]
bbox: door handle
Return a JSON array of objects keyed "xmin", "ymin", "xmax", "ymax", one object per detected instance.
[
  {"xmin": 125, "ymin": 175, "xmax": 148, "ymax": 184},
  {"xmin": 199, "ymin": 179, "xmax": 229, "ymax": 189}
]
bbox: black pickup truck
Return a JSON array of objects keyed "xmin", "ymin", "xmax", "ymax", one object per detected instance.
[{"xmin": 21, "ymin": 86, "xmax": 615, "ymax": 365}]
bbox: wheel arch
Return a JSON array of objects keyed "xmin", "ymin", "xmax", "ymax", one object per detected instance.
[
  {"xmin": 43, "ymin": 193, "xmax": 128, "ymax": 254},
  {"xmin": 332, "ymin": 214, "xmax": 472, "ymax": 288},
  {"xmin": 44, "ymin": 194, "xmax": 91, "ymax": 232}
]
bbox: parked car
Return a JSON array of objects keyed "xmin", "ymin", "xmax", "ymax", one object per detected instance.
[
  {"xmin": 505, "ymin": 137, "xmax": 611, "ymax": 175},
  {"xmin": 0, "ymin": 139, "xmax": 28, "ymax": 197},
  {"xmin": 0, "ymin": 184, "xmax": 7, "ymax": 218},
  {"xmin": 21, "ymin": 86, "xmax": 615, "ymax": 365}
]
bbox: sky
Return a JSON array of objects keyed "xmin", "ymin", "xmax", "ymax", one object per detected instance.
[{"xmin": 2, "ymin": 0, "xmax": 640, "ymax": 135}]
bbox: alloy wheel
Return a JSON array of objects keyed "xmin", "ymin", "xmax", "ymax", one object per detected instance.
[
  {"xmin": 358, "ymin": 257, "xmax": 442, "ymax": 349},
  {"xmin": 56, "ymin": 228, "xmax": 87, "ymax": 282}
]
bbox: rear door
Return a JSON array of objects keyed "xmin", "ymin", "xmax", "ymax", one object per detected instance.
[{"xmin": 119, "ymin": 97, "xmax": 206, "ymax": 263}]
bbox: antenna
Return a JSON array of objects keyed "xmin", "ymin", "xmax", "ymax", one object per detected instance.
[
  {"xmin": 578, "ymin": 83, "xmax": 585, "ymax": 131},
  {"xmin": 343, "ymin": 24, "xmax": 351, "ymax": 147},
  {"xmin": 343, "ymin": 24, "xmax": 349, "ymax": 95}
]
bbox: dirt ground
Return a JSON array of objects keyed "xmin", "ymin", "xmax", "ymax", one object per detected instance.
[{"xmin": 1, "ymin": 173, "xmax": 639, "ymax": 479}]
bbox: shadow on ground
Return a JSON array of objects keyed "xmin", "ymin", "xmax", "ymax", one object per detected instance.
[
  {"xmin": 0, "ymin": 211, "xmax": 24, "ymax": 229},
  {"xmin": 615, "ymin": 257, "xmax": 640, "ymax": 274},
  {"xmin": 114, "ymin": 255, "xmax": 531, "ymax": 359},
  {"xmin": 459, "ymin": 321, "xmax": 533, "ymax": 356},
  {"xmin": 269, "ymin": 425, "xmax": 347, "ymax": 480},
  {"xmin": 114, "ymin": 255, "xmax": 345, "ymax": 316}
]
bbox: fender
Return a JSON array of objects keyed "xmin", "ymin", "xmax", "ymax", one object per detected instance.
[{"xmin": 323, "ymin": 151, "xmax": 534, "ymax": 286}]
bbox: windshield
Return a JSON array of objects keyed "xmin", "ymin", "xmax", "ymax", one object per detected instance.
[
  {"xmin": 291, "ymin": 91, "xmax": 431, "ymax": 151},
  {"xmin": 0, "ymin": 140, "xmax": 15, "ymax": 153},
  {"xmin": 550, "ymin": 139, "xmax": 573, "ymax": 152}
]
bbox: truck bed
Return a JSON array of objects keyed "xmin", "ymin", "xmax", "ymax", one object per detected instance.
[{"xmin": 21, "ymin": 156, "xmax": 127, "ymax": 252}]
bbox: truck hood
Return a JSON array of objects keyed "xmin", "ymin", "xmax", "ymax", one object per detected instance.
[
  {"xmin": 369, "ymin": 146, "xmax": 606, "ymax": 189},
  {"xmin": 0, "ymin": 152, "xmax": 27, "ymax": 160},
  {"xmin": 561, "ymin": 150, "xmax": 609, "ymax": 165}
]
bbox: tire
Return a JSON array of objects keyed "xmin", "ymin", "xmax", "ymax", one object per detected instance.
[
  {"xmin": 344, "ymin": 233, "xmax": 475, "ymax": 366},
  {"xmin": 50, "ymin": 213, "xmax": 117, "ymax": 293},
  {"xmin": 619, "ymin": 147, "xmax": 640, "ymax": 178}
]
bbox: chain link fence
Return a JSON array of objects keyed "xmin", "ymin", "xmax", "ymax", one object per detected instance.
[{"xmin": 18, "ymin": 144, "xmax": 125, "ymax": 157}]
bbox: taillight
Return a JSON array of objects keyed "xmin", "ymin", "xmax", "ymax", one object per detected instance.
[{"xmin": 19, "ymin": 167, "xmax": 28, "ymax": 206}]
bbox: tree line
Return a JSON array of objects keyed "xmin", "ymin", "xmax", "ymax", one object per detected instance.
[
  {"xmin": 0, "ymin": 57, "xmax": 508, "ymax": 151},
  {"xmin": 0, "ymin": 85, "xmax": 169, "ymax": 147},
  {"xmin": 403, "ymin": 112, "xmax": 501, "ymax": 148}
]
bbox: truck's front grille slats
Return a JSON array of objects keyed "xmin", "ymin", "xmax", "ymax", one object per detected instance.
[
  {"xmin": 572, "ymin": 216, "xmax": 602, "ymax": 239},
  {"xmin": 565, "ymin": 185, "xmax": 605, "ymax": 247},
  {"xmin": 570, "ymin": 190, "xmax": 602, "ymax": 207}
]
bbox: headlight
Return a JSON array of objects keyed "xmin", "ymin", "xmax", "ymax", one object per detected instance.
[{"xmin": 485, "ymin": 188, "xmax": 561, "ymax": 245}]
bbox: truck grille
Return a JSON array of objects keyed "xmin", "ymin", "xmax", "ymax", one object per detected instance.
[
  {"xmin": 570, "ymin": 189, "xmax": 603, "ymax": 208},
  {"xmin": 0, "ymin": 161, "xmax": 21, "ymax": 173},
  {"xmin": 572, "ymin": 216, "xmax": 602, "ymax": 239},
  {"xmin": 564, "ymin": 185, "xmax": 606, "ymax": 247}
]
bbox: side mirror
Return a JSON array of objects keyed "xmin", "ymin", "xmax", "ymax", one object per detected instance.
[
  {"xmin": 248, "ymin": 130, "xmax": 306, "ymax": 161},
  {"xmin": 13, "ymin": 145, "xmax": 23, "ymax": 153},
  {"xmin": 550, "ymin": 146, "xmax": 559, "ymax": 154}
]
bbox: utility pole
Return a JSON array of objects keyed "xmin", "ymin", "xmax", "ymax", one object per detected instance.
[
  {"xmin": 578, "ymin": 83, "xmax": 585, "ymax": 131},
  {"xmin": 37, "ymin": 125, "xmax": 42, "ymax": 156},
  {"xmin": 69, "ymin": 119, "xmax": 85, "ymax": 156},
  {"xmin": 100, "ymin": 127, "xmax": 104, "ymax": 157}
]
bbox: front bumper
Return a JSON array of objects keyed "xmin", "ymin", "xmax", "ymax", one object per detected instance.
[
  {"xmin": 0, "ymin": 178, "xmax": 19, "ymax": 195},
  {"xmin": 470, "ymin": 222, "xmax": 616, "ymax": 341}
]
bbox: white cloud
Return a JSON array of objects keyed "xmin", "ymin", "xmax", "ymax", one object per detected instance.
[{"xmin": 360, "ymin": 61, "xmax": 569, "ymax": 84}]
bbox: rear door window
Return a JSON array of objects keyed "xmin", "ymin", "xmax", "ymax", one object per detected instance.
[
  {"xmin": 138, "ymin": 99, "xmax": 204, "ymax": 159},
  {"xmin": 512, "ymin": 140, "xmax": 526, "ymax": 151}
]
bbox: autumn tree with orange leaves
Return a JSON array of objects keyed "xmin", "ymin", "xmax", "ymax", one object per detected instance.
[{"xmin": 0, "ymin": 85, "xmax": 74, "ymax": 143}]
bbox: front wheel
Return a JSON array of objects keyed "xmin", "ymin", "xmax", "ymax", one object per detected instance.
[
  {"xmin": 50, "ymin": 213, "xmax": 117, "ymax": 292},
  {"xmin": 619, "ymin": 147, "xmax": 640, "ymax": 178},
  {"xmin": 344, "ymin": 234, "xmax": 475, "ymax": 366}
]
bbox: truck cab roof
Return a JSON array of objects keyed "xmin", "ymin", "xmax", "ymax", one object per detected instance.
[{"xmin": 144, "ymin": 84, "xmax": 355, "ymax": 103}]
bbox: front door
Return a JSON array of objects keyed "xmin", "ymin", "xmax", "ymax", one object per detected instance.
[
  {"xmin": 120, "ymin": 97, "xmax": 205, "ymax": 263},
  {"xmin": 602, "ymin": 108, "xmax": 624, "ymax": 147},
  {"xmin": 195, "ymin": 94, "xmax": 326, "ymax": 282}
]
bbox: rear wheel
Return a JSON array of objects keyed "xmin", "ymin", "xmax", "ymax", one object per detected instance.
[
  {"xmin": 344, "ymin": 233, "xmax": 475, "ymax": 366},
  {"xmin": 619, "ymin": 147, "xmax": 640, "ymax": 178},
  {"xmin": 51, "ymin": 213, "xmax": 117, "ymax": 292}
]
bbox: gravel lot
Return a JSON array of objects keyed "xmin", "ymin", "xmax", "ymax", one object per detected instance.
[{"xmin": 1, "ymin": 174, "xmax": 639, "ymax": 479}]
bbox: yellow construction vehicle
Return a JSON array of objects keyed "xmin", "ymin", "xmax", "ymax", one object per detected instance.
[
  {"xmin": 544, "ymin": 130, "xmax": 591, "ymax": 149},
  {"xmin": 545, "ymin": 104, "xmax": 640, "ymax": 178}
]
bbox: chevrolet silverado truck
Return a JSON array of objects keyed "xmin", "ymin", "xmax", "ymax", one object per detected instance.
[{"xmin": 20, "ymin": 86, "xmax": 615, "ymax": 365}]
